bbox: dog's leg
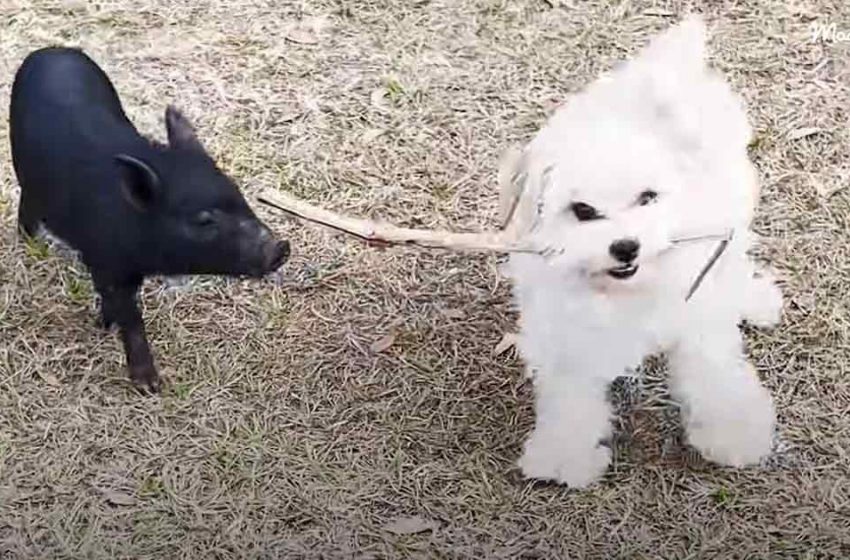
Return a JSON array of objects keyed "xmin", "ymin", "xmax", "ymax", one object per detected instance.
[
  {"xmin": 518, "ymin": 371, "xmax": 613, "ymax": 488},
  {"xmin": 668, "ymin": 321, "xmax": 775, "ymax": 466},
  {"xmin": 740, "ymin": 268, "xmax": 783, "ymax": 327}
]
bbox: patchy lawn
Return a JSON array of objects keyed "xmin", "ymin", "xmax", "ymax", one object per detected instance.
[{"xmin": 0, "ymin": 0, "xmax": 848, "ymax": 557}]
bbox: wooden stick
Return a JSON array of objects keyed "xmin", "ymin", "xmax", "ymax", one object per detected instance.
[
  {"xmin": 684, "ymin": 231, "xmax": 734, "ymax": 301},
  {"xmin": 258, "ymin": 188, "xmax": 731, "ymax": 256},
  {"xmin": 258, "ymin": 189, "xmax": 735, "ymax": 301},
  {"xmin": 258, "ymin": 188, "xmax": 539, "ymax": 254}
]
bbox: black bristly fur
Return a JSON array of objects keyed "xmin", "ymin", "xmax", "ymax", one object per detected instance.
[{"xmin": 10, "ymin": 47, "xmax": 290, "ymax": 393}]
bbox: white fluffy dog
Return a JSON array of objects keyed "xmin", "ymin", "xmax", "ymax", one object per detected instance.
[{"xmin": 504, "ymin": 16, "xmax": 783, "ymax": 488}]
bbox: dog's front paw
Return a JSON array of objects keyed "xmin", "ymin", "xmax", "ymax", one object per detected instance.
[
  {"xmin": 742, "ymin": 273, "xmax": 783, "ymax": 328},
  {"xmin": 518, "ymin": 431, "xmax": 611, "ymax": 488},
  {"xmin": 685, "ymin": 389, "xmax": 775, "ymax": 467}
]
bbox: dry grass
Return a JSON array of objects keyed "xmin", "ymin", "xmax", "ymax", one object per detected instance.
[{"xmin": 1, "ymin": 1, "xmax": 849, "ymax": 558}]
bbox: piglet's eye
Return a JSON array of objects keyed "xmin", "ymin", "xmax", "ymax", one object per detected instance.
[
  {"xmin": 194, "ymin": 210, "xmax": 216, "ymax": 227},
  {"xmin": 637, "ymin": 190, "xmax": 658, "ymax": 206},
  {"xmin": 569, "ymin": 202, "xmax": 603, "ymax": 222}
]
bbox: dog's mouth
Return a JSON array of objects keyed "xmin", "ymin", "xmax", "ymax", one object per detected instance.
[{"xmin": 607, "ymin": 263, "xmax": 639, "ymax": 279}]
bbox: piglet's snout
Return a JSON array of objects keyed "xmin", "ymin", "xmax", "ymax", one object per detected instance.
[
  {"xmin": 240, "ymin": 220, "xmax": 289, "ymax": 275},
  {"xmin": 264, "ymin": 239, "xmax": 290, "ymax": 272}
]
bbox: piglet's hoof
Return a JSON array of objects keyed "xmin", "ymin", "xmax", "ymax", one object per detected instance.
[
  {"xmin": 129, "ymin": 363, "xmax": 162, "ymax": 394},
  {"xmin": 98, "ymin": 313, "xmax": 117, "ymax": 332}
]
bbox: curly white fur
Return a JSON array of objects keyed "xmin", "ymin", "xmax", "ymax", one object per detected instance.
[{"xmin": 506, "ymin": 16, "xmax": 783, "ymax": 488}]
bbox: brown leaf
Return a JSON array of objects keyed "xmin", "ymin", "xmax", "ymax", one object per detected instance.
[
  {"xmin": 787, "ymin": 127, "xmax": 822, "ymax": 141},
  {"xmin": 99, "ymin": 489, "xmax": 137, "ymax": 506},
  {"xmin": 370, "ymin": 88, "xmax": 389, "ymax": 109},
  {"xmin": 285, "ymin": 28, "xmax": 319, "ymax": 45},
  {"xmin": 370, "ymin": 333, "xmax": 395, "ymax": 353},
  {"xmin": 42, "ymin": 373, "xmax": 61, "ymax": 387},
  {"xmin": 809, "ymin": 175, "xmax": 845, "ymax": 199},
  {"xmin": 493, "ymin": 332, "xmax": 518, "ymax": 356},
  {"xmin": 360, "ymin": 128, "xmax": 386, "ymax": 144},
  {"xmin": 275, "ymin": 110, "xmax": 303, "ymax": 124},
  {"xmin": 383, "ymin": 516, "xmax": 437, "ymax": 535}
]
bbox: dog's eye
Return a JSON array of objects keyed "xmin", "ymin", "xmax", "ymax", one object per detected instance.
[
  {"xmin": 637, "ymin": 190, "xmax": 658, "ymax": 206},
  {"xmin": 569, "ymin": 202, "xmax": 603, "ymax": 222}
]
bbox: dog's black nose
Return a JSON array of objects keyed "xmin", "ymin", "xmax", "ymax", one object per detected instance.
[{"xmin": 609, "ymin": 238, "xmax": 640, "ymax": 263}]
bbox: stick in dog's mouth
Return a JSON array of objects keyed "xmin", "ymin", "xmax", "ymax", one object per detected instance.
[
  {"xmin": 258, "ymin": 188, "xmax": 732, "ymax": 300},
  {"xmin": 682, "ymin": 230, "xmax": 734, "ymax": 301},
  {"xmin": 670, "ymin": 231, "xmax": 734, "ymax": 246}
]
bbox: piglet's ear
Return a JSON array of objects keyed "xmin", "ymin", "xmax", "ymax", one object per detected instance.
[
  {"xmin": 115, "ymin": 154, "xmax": 161, "ymax": 212},
  {"xmin": 165, "ymin": 105, "xmax": 204, "ymax": 152}
]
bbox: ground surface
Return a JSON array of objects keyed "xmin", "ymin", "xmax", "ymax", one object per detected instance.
[{"xmin": 0, "ymin": 1, "xmax": 849, "ymax": 558}]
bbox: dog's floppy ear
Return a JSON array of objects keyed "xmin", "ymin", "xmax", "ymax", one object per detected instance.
[
  {"xmin": 621, "ymin": 15, "xmax": 751, "ymax": 156},
  {"xmin": 498, "ymin": 145, "xmax": 551, "ymax": 239},
  {"xmin": 638, "ymin": 14, "xmax": 706, "ymax": 79},
  {"xmin": 629, "ymin": 16, "xmax": 709, "ymax": 151},
  {"xmin": 498, "ymin": 145, "xmax": 525, "ymax": 230}
]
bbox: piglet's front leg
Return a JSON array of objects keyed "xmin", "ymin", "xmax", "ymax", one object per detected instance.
[{"xmin": 97, "ymin": 279, "xmax": 161, "ymax": 394}]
